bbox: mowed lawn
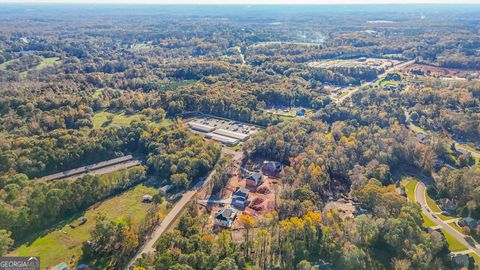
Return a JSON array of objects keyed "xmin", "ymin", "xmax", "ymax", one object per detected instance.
[
  {"xmin": 11, "ymin": 184, "xmax": 166, "ymax": 269},
  {"xmin": 92, "ymin": 111, "xmax": 145, "ymax": 128},
  {"xmin": 403, "ymin": 179, "xmax": 418, "ymax": 203},
  {"xmin": 421, "ymin": 212, "xmax": 437, "ymax": 227},
  {"xmin": 425, "ymin": 193, "xmax": 442, "ymax": 213},
  {"xmin": 440, "ymin": 228, "xmax": 468, "ymax": 252},
  {"xmin": 93, "ymin": 111, "xmax": 173, "ymax": 129}
]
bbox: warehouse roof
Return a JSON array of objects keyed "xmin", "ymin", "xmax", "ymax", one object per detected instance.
[{"xmin": 213, "ymin": 128, "xmax": 250, "ymax": 141}]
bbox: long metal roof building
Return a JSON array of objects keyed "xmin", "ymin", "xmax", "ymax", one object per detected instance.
[
  {"xmin": 188, "ymin": 122, "xmax": 216, "ymax": 133},
  {"xmin": 213, "ymin": 128, "xmax": 250, "ymax": 141},
  {"xmin": 204, "ymin": 133, "xmax": 239, "ymax": 146}
]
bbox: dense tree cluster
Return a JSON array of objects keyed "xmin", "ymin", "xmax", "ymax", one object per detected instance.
[{"xmin": 0, "ymin": 166, "xmax": 145, "ymax": 241}]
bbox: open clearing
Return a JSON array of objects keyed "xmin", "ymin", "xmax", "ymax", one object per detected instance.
[
  {"xmin": 35, "ymin": 57, "xmax": 60, "ymax": 70},
  {"xmin": 10, "ymin": 184, "xmax": 166, "ymax": 269},
  {"xmin": 308, "ymin": 58, "xmax": 399, "ymax": 71},
  {"xmin": 93, "ymin": 111, "xmax": 172, "ymax": 129},
  {"xmin": 93, "ymin": 111, "xmax": 145, "ymax": 128}
]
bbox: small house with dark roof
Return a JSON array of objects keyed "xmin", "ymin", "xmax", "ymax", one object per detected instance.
[{"xmin": 214, "ymin": 207, "xmax": 238, "ymax": 228}]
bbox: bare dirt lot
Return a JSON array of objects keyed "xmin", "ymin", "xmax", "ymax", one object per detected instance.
[
  {"xmin": 401, "ymin": 63, "xmax": 480, "ymax": 80},
  {"xmin": 308, "ymin": 58, "xmax": 400, "ymax": 71}
]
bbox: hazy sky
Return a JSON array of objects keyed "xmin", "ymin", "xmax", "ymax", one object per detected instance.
[{"xmin": 1, "ymin": 0, "xmax": 479, "ymax": 4}]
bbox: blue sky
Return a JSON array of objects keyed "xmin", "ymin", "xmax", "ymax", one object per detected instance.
[{"xmin": 1, "ymin": 0, "xmax": 478, "ymax": 4}]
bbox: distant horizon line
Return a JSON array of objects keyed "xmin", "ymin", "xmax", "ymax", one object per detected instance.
[{"xmin": 2, "ymin": 1, "xmax": 480, "ymax": 5}]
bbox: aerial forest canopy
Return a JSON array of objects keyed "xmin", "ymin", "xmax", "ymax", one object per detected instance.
[{"xmin": 0, "ymin": 3, "xmax": 480, "ymax": 270}]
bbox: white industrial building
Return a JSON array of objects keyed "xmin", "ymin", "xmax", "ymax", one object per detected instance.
[
  {"xmin": 188, "ymin": 122, "xmax": 215, "ymax": 133},
  {"xmin": 212, "ymin": 128, "xmax": 250, "ymax": 141},
  {"xmin": 204, "ymin": 133, "xmax": 239, "ymax": 146}
]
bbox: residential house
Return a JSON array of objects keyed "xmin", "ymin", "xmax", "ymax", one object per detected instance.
[
  {"xmin": 296, "ymin": 108, "xmax": 306, "ymax": 117},
  {"xmin": 232, "ymin": 187, "xmax": 249, "ymax": 209},
  {"xmin": 142, "ymin": 194, "xmax": 153, "ymax": 203},
  {"xmin": 438, "ymin": 198, "xmax": 456, "ymax": 214},
  {"xmin": 459, "ymin": 217, "xmax": 478, "ymax": 229},
  {"xmin": 245, "ymin": 172, "xmax": 264, "ymax": 189},
  {"xmin": 159, "ymin": 185, "xmax": 171, "ymax": 196},
  {"xmin": 262, "ymin": 161, "xmax": 282, "ymax": 176},
  {"xmin": 214, "ymin": 207, "xmax": 238, "ymax": 228}
]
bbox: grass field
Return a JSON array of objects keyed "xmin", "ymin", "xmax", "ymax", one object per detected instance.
[
  {"xmin": 438, "ymin": 213, "xmax": 456, "ymax": 221},
  {"xmin": 379, "ymin": 79, "xmax": 400, "ymax": 87},
  {"xmin": 440, "ymin": 228, "xmax": 468, "ymax": 252},
  {"xmin": 35, "ymin": 57, "xmax": 60, "ymax": 70},
  {"xmin": 93, "ymin": 111, "xmax": 172, "ymax": 129},
  {"xmin": 449, "ymin": 222, "xmax": 464, "ymax": 234},
  {"xmin": 11, "ymin": 184, "xmax": 166, "ymax": 269},
  {"xmin": 426, "ymin": 195, "xmax": 442, "ymax": 213},
  {"xmin": 403, "ymin": 179, "xmax": 418, "ymax": 203},
  {"xmin": 92, "ymin": 111, "xmax": 145, "ymax": 128},
  {"xmin": 421, "ymin": 212, "xmax": 437, "ymax": 227},
  {"xmin": 92, "ymin": 88, "xmax": 105, "ymax": 99}
]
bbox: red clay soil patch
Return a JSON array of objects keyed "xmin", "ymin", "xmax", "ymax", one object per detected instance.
[
  {"xmin": 257, "ymin": 186, "xmax": 271, "ymax": 194},
  {"xmin": 250, "ymin": 205, "xmax": 263, "ymax": 211},
  {"xmin": 251, "ymin": 197, "xmax": 265, "ymax": 206},
  {"xmin": 403, "ymin": 64, "xmax": 478, "ymax": 78}
]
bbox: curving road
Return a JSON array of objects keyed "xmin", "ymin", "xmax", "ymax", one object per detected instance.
[{"xmin": 415, "ymin": 182, "xmax": 480, "ymax": 256}]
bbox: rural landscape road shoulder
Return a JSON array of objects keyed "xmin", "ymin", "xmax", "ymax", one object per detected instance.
[{"xmin": 415, "ymin": 182, "xmax": 480, "ymax": 256}]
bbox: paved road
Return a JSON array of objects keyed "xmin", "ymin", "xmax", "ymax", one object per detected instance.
[
  {"xmin": 334, "ymin": 60, "xmax": 415, "ymax": 104},
  {"xmin": 415, "ymin": 182, "xmax": 480, "ymax": 256},
  {"xmin": 126, "ymin": 148, "xmax": 243, "ymax": 269}
]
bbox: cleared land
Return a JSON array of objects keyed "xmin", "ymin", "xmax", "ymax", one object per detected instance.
[
  {"xmin": 11, "ymin": 184, "xmax": 166, "ymax": 269},
  {"xmin": 93, "ymin": 111, "xmax": 172, "ymax": 129},
  {"xmin": 307, "ymin": 58, "xmax": 399, "ymax": 70},
  {"xmin": 35, "ymin": 57, "xmax": 60, "ymax": 70},
  {"xmin": 93, "ymin": 111, "xmax": 144, "ymax": 128}
]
